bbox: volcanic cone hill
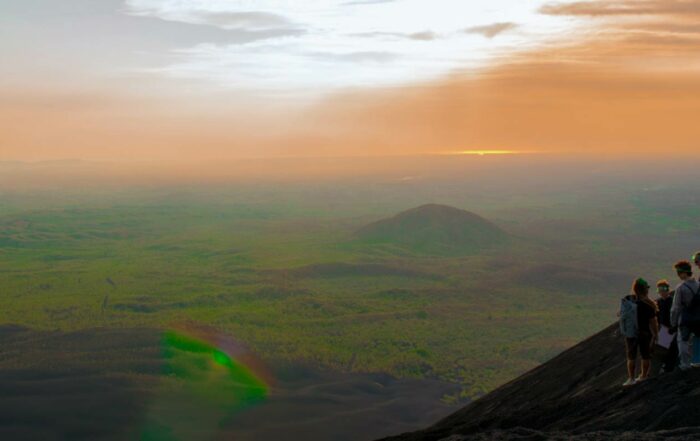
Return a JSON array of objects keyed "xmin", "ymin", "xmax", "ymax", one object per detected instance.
[
  {"xmin": 381, "ymin": 324, "xmax": 700, "ymax": 441},
  {"xmin": 355, "ymin": 204, "xmax": 508, "ymax": 255}
]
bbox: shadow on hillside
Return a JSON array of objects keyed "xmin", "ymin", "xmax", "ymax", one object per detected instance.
[{"xmin": 0, "ymin": 326, "xmax": 461, "ymax": 441}]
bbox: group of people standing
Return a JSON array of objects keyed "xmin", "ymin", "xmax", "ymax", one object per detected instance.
[{"xmin": 620, "ymin": 253, "xmax": 700, "ymax": 387}]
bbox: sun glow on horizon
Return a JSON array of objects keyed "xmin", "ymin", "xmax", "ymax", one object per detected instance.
[{"xmin": 441, "ymin": 150, "xmax": 540, "ymax": 156}]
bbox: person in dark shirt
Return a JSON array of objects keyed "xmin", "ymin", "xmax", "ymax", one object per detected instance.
[
  {"xmin": 624, "ymin": 278, "xmax": 659, "ymax": 385},
  {"xmin": 656, "ymin": 280, "xmax": 674, "ymax": 327},
  {"xmin": 656, "ymin": 279, "xmax": 678, "ymax": 373}
]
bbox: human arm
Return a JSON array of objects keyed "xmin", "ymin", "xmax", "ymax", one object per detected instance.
[{"xmin": 671, "ymin": 286, "xmax": 683, "ymax": 328}]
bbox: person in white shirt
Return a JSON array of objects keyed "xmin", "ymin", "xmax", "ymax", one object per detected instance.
[{"xmin": 670, "ymin": 260, "xmax": 700, "ymax": 371}]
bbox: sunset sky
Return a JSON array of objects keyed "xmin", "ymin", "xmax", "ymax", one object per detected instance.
[{"xmin": 2, "ymin": 0, "xmax": 699, "ymax": 163}]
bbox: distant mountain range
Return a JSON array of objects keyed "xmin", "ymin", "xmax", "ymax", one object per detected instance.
[{"xmin": 355, "ymin": 204, "xmax": 508, "ymax": 255}]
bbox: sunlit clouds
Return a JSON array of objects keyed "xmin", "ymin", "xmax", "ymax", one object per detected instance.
[
  {"xmin": 1, "ymin": 0, "xmax": 700, "ymax": 165},
  {"xmin": 123, "ymin": 0, "xmax": 579, "ymax": 91}
]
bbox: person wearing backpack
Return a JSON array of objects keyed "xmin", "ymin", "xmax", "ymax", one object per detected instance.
[
  {"xmin": 620, "ymin": 278, "xmax": 659, "ymax": 386},
  {"xmin": 656, "ymin": 280, "xmax": 678, "ymax": 373},
  {"xmin": 670, "ymin": 260, "xmax": 700, "ymax": 371}
]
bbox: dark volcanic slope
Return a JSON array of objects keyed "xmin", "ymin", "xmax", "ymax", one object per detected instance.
[
  {"xmin": 0, "ymin": 326, "xmax": 460, "ymax": 441},
  {"xmin": 0, "ymin": 325, "xmax": 161, "ymax": 441},
  {"xmin": 382, "ymin": 324, "xmax": 700, "ymax": 441},
  {"xmin": 355, "ymin": 204, "xmax": 507, "ymax": 254}
]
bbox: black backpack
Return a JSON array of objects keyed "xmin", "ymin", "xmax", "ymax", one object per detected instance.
[{"xmin": 681, "ymin": 282, "xmax": 700, "ymax": 326}]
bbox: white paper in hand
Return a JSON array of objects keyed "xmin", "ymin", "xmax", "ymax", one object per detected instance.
[{"xmin": 657, "ymin": 325, "xmax": 675, "ymax": 349}]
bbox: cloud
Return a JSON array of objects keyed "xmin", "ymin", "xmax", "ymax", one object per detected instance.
[
  {"xmin": 307, "ymin": 51, "xmax": 399, "ymax": 63},
  {"xmin": 352, "ymin": 31, "xmax": 438, "ymax": 41},
  {"xmin": 6, "ymin": 0, "xmax": 700, "ymax": 164},
  {"xmin": 189, "ymin": 11, "xmax": 298, "ymax": 31},
  {"xmin": 285, "ymin": 0, "xmax": 700, "ymax": 158},
  {"xmin": 540, "ymin": 0, "xmax": 700, "ymax": 17},
  {"xmin": 5, "ymin": 0, "xmax": 700, "ymax": 165},
  {"xmin": 124, "ymin": 1, "xmax": 300, "ymax": 34},
  {"xmin": 632, "ymin": 23, "xmax": 700, "ymax": 34},
  {"xmin": 120, "ymin": 0, "xmax": 575, "ymax": 91},
  {"xmin": 408, "ymin": 31, "xmax": 438, "ymax": 41},
  {"xmin": 342, "ymin": 0, "xmax": 397, "ymax": 5},
  {"xmin": 464, "ymin": 22, "xmax": 518, "ymax": 38},
  {"xmin": 537, "ymin": 0, "xmax": 700, "ymax": 64}
]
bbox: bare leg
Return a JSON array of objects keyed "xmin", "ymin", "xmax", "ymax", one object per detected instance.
[
  {"xmin": 627, "ymin": 359, "xmax": 636, "ymax": 380},
  {"xmin": 641, "ymin": 359, "xmax": 651, "ymax": 378}
]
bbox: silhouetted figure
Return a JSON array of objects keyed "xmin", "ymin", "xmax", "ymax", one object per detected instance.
[
  {"xmin": 692, "ymin": 252, "xmax": 700, "ymax": 366},
  {"xmin": 656, "ymin": 279, "xmax": 678, "ymax": 373},
  {"xmin": 670, "ymin": 260, "xmax": 700, "ymax": 371},
  {"xmin": 620, "ymin": 278, "xmax": 659, "ymax": 386}
]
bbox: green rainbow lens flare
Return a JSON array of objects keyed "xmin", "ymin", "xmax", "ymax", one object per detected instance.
[{"xmin": 141, "ymin": 324, "xmax": 272, "ymax": 441}]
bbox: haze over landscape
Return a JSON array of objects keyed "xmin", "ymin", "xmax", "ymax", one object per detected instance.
[{"xmin": 2, "ymin": 1, "xmax": 700, "ymax": 441}]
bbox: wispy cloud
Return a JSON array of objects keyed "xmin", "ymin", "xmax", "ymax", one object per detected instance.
[
  {"xmin": 408, "ymin": 31, "xmax": 438, "ymax": 41},
  {"xmin": 123, "ymin": 0, "xmax": 576, "ymax": 92},
  {"xmin": 352, "ymin": 31, "xmax": 438, "ymax": 41},
  {"xmin": 341, "ymin": 0, "xmax": 398, "ymax": 5},
  {"xmin": 540, "ymin": 0, "xmax": 700, "ymax": 17},
  {"xmin": 4, "ymin": 0, "xmax": 700, "ymax": 161},
  {"xmin": 124, "ymin": 1, "xmax": 300, "ymax": 32},
  {"xmin": 464, "ymin": 22, "xmax": 518, "ymax": 38},
  {"xmin": 538, "ymin": 0, "xmax": 700, "ymax": 66},
  {"xmin": 188, "ymin": 11, "xmax": 298, "ymax": 31}
]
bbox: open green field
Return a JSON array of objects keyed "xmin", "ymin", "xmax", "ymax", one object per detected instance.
[{"xmin": 2, "ymin": 170, "xmax": 699, "ymax": 401}]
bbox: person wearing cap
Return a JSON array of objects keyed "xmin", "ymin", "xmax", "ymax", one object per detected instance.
[
  {"xmin": 656, "ymin": 280, "xmax": 678, "ymax": 373},
  {"xmin": 622, "ymin": 278, "xmax": 659, "ymax": 386},
  {"xmin": 670, "ymin": 260, "xmax": 700, "ymax": 371}
]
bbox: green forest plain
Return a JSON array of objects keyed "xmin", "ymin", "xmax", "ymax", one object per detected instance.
[{"xmin": 2, "ymin": 167, "xmax": 699, "ymax": 401}]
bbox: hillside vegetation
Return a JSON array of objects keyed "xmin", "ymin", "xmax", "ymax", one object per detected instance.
[
  {"xmin": 355, "ymin": 204, "xmax": 508, "ymax": 255},
  {"xmin": 2, "ymin": 181, "xmax": 698, "ymax": 400}
]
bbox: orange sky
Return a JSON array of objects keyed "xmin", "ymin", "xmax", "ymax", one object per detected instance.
[{"xmin": 2, "ymin": 0, "xmax": 700, "ymax": 163}]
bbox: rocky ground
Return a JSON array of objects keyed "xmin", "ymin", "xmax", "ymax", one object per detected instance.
[{"xmin": 382, "ymin": 324, "xmax": 700, "ymax": 441}]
